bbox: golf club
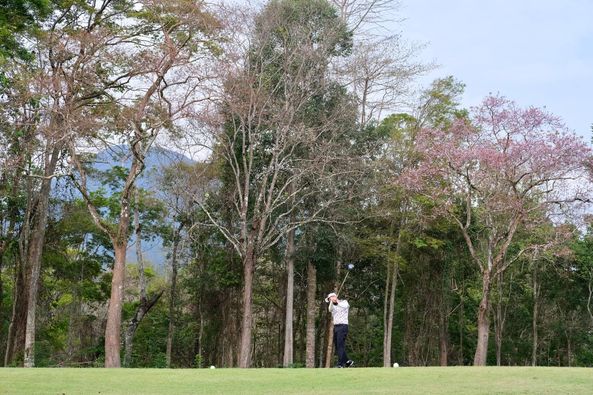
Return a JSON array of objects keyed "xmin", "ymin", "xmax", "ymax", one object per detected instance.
[{"xmin": 336, "ymin": 263, "xmax": 354, "ymax": 297}]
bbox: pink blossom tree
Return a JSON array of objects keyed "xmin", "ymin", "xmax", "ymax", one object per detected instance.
[{"xmin": 402, "ymin": 95, "xmax": 591, "ymax": 365}]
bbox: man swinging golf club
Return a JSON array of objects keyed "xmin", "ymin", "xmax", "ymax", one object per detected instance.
[{"xmin": 325, "ymin": 265, "xmax": 354, "ymax": 368}]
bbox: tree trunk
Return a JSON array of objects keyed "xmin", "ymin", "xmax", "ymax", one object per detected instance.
[
  {"xmin": 588, "ymin": 272, "xmax": 593, "ymax": 328},
  {"xmin": 238, "ymin": 245, "xmax": 256, "ymax": 368},
  {"xmin": 385, "ymin": 261, "xmax": 398, "ymax": 365},
  {"xmin": 123, "ymin": 291, "xmax": 163, "ymax": 367},
  {"xmin": 4, "ymin": 257, "xmax": 28, "ymax": 366},
  {"xmin": 0, "ymin": 259, "xmax": 2, "ymax": 344},
  {"xmin": 495, "ymin": 273, "xmax": 503, "ymax": 367},
  {"xmin": 439, "ymin": 289, "xmax": 449, "ymax": 366},
  {"xmin": 22, "ymin": 215, "xmax": 46, "ymax": 368},
  {"xmin": 197, "ymin": 303, "xmax": 204, "ymax": 368},
  {"xmin": 221, "ymin": 290, "xmax": 237, "ymax": 368},
  {"xmin": 23, "ymin": 145, "xmax": 60, "ymax": 367},
  {"xmin": 0, "ymin": 254, "xmax": 3, "ymax": 342},
  {"xmin": 494, "ymin": 271, "xmax": 513, "ymax": 366},
  {"xmin": 1, "ymin": 170, "xmax": 25, "ymax": 356},
  {"xmin": 317, "ymin": 301, "xmax": 324, "ymax": 368},
  {"xmin": 105, "ymin": 243, "xmax": 127, "ymax": 368},
  {"xmin": 324, "ymin": 317, "xmax": 334, "ymax": 368},
  {"xmin": 382, "ymin": 259, "xmax": 391, "ymax": 367},
  {"xmin": 459, "ymin": 284, "xmax": 464, "ymax": 365},
  {"xmin": 532, "ymin": 263, "xmax": 540, "ymax": 366},
  {"xmin": 166, "ymin": 223, "xmax": 183, "ymax": 368},
  {"xmin": 566, "ymin": 334, "xmax": 572, "ymax": 367},
  {"xmin": 305, "ymin": 261, "xmax": 317, "ymax": 368},
  {"xmin": 283, "ymin": 227, "xmax": 296, "ymax": 367},
  {"xmin": 473, "ymin": 269, "xmax": 492, "ymax": 366},
  {"xmin": 5, "ymin": 159, "xmax": 34, "ymax": 367},
  {"xmin": 0, "ymin": 166, "xmax": 24, "ymax": 341},
  {"xmin": 384, "ymin": 232, "xmax": 401, "ymax": 367},
  {"xmin": 439, "ymin": 248, "xmax": 451, "ymax": 367}
]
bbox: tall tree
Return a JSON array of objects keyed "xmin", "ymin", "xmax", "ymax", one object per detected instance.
[
  {"xmin": 63, "ymin": 0, "xmax": 220, "ymax": 367},
  {"xmin": 404, "ymin": 95, "xmax": 591, "ymax": 365},
  {"xmin": 199, "ymin": 0, "xmax": 355, "ymax": 368},
  {"xmin": 1, "ymin": 1, "xmax": 81, "ymax": 366}
]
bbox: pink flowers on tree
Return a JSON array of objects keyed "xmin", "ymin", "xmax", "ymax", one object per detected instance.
[{"xmin": 402, "ymin": 95, "xmax": 592, "ymax": 365}]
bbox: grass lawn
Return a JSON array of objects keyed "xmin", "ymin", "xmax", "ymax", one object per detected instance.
[{"xmin": 1, "ymin": 367, "xmax": 592, "ymax": 395}]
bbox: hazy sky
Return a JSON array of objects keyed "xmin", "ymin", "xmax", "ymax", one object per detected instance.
[{"xmin": 397, "ymin": 0, "xmax": 593, "ymax": 139}]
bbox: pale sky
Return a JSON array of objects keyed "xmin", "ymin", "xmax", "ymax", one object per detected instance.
[{"xmin": 398, "ymin": 0, "xmax": 593, "ymax": 139}]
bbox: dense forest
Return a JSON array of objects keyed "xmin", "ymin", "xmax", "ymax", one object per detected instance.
[{"xmin": 1, "ymin": 0, "xmax": 593, "ymax": 369}]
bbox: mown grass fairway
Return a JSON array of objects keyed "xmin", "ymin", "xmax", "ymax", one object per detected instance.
[{"xmin": 1, "ymin": 367, "xmax": 592, "ymax": 394}]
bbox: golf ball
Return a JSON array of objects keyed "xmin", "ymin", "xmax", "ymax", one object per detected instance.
[
  {"xmin": 347, "ymin": 264, "xmax": 354, "ymax": 270},
  {"xmin": 393, "ymin": 362, "xmax": 399, "ymax": 368},
  {"xmin": 210, "ymin": 365, "xmax": 216, "ymax": 369}
]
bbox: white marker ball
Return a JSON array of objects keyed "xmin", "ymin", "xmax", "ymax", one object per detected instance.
[{"xmin": 393, "ymin": 362, "xmax": 399, "ymax": 368}]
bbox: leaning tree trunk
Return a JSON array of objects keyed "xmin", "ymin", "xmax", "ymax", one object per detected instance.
[
  {"xmin": 105, "ymin": 242, "xmax": 127, "ymax": 368},
  {"xmin": 166, "ymin": 223, "xmax": 183, "ymax": 368},
  {"xmin": 238, "ymin": 245, "xmax": 256, "ymax": 368},
  {"xmin": 305, "ymin": 261, "xmax": 317, "ymax": 368},
  {"xmin": 123, "ymin": 291, "xmax": 163, "ymax": 367},
  {"xmin": 473, "ymin": 269, "xmax": 492, "ymax": 366},
  {"xmin": 283, "ymin": 226, "xmax": 296, "ymax": 367}
]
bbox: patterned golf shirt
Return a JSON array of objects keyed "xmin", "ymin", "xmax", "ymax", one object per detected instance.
[{"xmin": 329, "ymin": 299, "xmax": 349, "ymax": 325}]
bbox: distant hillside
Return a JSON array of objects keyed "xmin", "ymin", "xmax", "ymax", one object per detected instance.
[
  {"xmin": 94, "ymin": 144, "xmax": 193, "ymax": 187},
  {"xmin": 92, "ymin": 145, "xmax": 195, "ymax": 271}
]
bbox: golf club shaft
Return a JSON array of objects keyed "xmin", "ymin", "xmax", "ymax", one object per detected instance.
[{"xmin": 337, "ymin": 271, "xmax": 350, "ymax": 297}]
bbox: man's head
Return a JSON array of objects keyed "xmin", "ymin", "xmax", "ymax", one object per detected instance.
[{"xmin": 325, "ymin": 292, "xmax": 338, "ymax": 303}]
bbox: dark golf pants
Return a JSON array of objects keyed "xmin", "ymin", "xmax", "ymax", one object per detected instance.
[{"xmin": 333, "ymin": 324, "xmax": 349, "ymax": 366}]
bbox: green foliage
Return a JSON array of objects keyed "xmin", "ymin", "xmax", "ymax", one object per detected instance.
[
  {"xmin": 0, "ymin": 0, "xmax": 52, "ymax": 60},
  {"xmin": 418, "ymin": 76, "xmax": 468, "ymax": 129},
  {"xmin": 129, "ymin": 306, "xmax": 169, "ymax": 368},
  {"xmin": 254, "ymin": 0, "xmax": 352, "ymax": 77}
]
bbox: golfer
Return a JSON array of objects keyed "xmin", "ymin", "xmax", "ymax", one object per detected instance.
[{"xmin": 325, "ymin": 292, "xmax": 354, "ymax": 368}]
